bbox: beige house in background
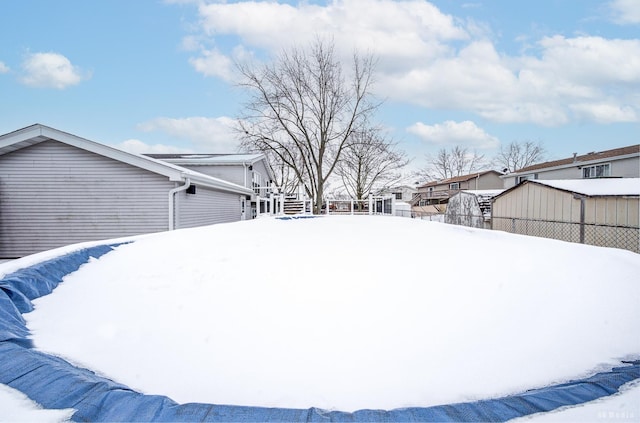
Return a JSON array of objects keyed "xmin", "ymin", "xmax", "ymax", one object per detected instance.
[{"xmin": 412, "ymin": 170, "xmax": 504, "ymax": 206}]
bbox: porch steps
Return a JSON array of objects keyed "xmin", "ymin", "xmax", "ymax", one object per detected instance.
[{"xmin": 283, "ymin": 200, "xmax": 305, "ymax": 215}]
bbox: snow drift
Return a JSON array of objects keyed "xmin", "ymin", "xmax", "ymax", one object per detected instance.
[{"xmin": 23, "ymin": 216, "xmax": 640, "ymax": 412}]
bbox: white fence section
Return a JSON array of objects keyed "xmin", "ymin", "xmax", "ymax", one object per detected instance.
[{"xmin": 325, "ymin": 195, "xmax": 396, "ymax": 216}]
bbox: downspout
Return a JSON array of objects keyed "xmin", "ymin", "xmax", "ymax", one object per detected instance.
[
  {"xmin": 243, "ymin": 163, "xmax": 248, "ymax": 188},
  {"xmin": 168, "ymin": 178, "xmax": 191, "ymax": 231}
]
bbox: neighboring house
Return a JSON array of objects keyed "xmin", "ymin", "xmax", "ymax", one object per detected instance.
[
  {"xmin": 0, "ymin": 124, "xmax": 254, "ymax": 258},
  {"xmin": 491, "ymin": 179, "xmax": 640, "ymax": 253},
  {"xmin": 378, "ymin": 185, "xmax": 418, "ymax": 202},
  {"xmin": 412, "ymin": 170, "xmax": 504, "ymax": 206},
  {"xmin": 503, "ymin": 145, "xmax": 640, "ymax": 189},
  {"xmin": 145, "ymin": 153, "xmax": 275, "ymax": 217},
  {"xmin": 445, "ymin": 190, "xmax": 504, "ymax": 229}
]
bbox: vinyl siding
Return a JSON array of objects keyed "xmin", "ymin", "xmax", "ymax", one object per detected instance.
[
  {"xmin": 176, "ymin": 187, "xmax": 242, "ymax": 229},
  {"xmin": 182, "ymin": 165, "xmax": 246, "ymax": 187},
  {"xmin": 503, "ymin": 156, "xmax": 640, "ymax": 188},
  {"xmin": 0, "ymin": 140, "xmax": 171, "ymax": 257}
]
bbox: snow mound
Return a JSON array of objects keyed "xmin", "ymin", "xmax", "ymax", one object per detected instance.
[{"xmin": 25, "ymin": 216, "xmax": 640, "ymax": 412}]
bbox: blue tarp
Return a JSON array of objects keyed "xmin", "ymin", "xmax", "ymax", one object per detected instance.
[{"xmin": 0, "ymin": 244, "xmax": 638, "ymax": 422}]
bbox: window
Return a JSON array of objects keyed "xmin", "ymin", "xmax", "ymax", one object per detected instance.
[
  {"xmin": 449, "ymin": 182, "xmax": 460, "ymax": 190},
  {"xmin": 394, "ymin": 192, "xmax": 402, "ymax": 200},
  {"xmin": 517, "ymin": 174, "xmax": 536, "ymax": 184},
  {"xmin": 582, "ymin": 163, "xmax": 610, "ymax": 178},
  {"xmin": 252, "ymin": 172, "xmax": 262, "ymax": 194}
]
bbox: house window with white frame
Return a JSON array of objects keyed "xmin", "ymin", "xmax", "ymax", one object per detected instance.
[
  {"xmin": 394, "ymin": 192, "xmax": 402, "ymax": 200},
  {"xmin": 252, "ymin": 172, "xmax": 262, "ymax": 194},
  {"xmin": 449, "ymin": 182, "xmax": 460, "ymax": 190},
  {"xmin": 582, "ymin": 163, "xmax": 611, "ymax": 178}
]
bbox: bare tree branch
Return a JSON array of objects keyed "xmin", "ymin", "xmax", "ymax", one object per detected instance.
[
  {"xmin": 493, "ymin": 140, "xmax": 547, "ymax": 173},
  {"xmin": 415, "ymin": 146, "xmax": 486, "ymax": 182},
  {"xmin": 336, "ymin": 127, "xmax": 409, "ymax": 200},
  {"xmin": 236, "ymin": 38, "xmax": 379, "ymax": 213}
]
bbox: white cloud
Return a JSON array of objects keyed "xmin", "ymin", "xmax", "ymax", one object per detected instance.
[
  {"xmin": 111, "ymin": 139, "xmax": 193, "ymax": 155},
  {"xmin": 20, "ymin": 52, "xmax": 90, "ymax": 89},
  {"xmin": 189, "ymin": 48, "xmax": 235, "ymax": 82},
  {"xmin": 137, "ymin": 116, "xmax": 243, "ymax": 153},
  {"xmin": 608, "ymin": 0, "xmax": 640, "ymax": 24},
  {"xmin": 382, "ymin": 36, "xmax": 640, "ymax": 126},
  {"xmin": 570, "ymin": 103, "xmax": 638, "ymax": 124},
  {"xmin": 0, "ymin": 61, "xmax": 9, "ymax": 74},
  {"xmin": 179, "ymin": 1, "xmax": 640, "ymax": 126},
  {"xmin": 189, "ymin": 0, "xmax": 466, "ymax": 78},
  {"xmin": 406, "ymin": 120, "xmax": 499, "ymax": 149}
]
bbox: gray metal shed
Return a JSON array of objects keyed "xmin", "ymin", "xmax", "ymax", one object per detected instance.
[{"xmin": 0, "ymin": 124, "xmax": 254, "ymax": 258}]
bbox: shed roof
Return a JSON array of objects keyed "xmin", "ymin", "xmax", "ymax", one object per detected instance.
[
  {"xmin": 494, "ymin": 178, "xmax": 640, "ymax": 200},
  {"xmin": 461, "ymin": 189, "xmax": 505, "ymax": 197},
  {"xmin": 530, "ymin": 178, "xmax": 640, "ymax": 196},
  {"xmin": 0, "ymin": 124, "xmax": 254, "ymax": 196}
]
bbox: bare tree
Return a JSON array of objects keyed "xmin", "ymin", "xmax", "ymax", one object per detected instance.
[
  {"xmin": 494, "ymin": 140, "xmax": 547, "ymax": 173},
  {"xmin": 262, "ymin": 148, "xmax": 300, "ymax": 194},
  {"xmin": 336, "ymin": 127, "xmax": 409, "ymax": 201},
  {"xmin": 416, "ymin": 146, "xmax": 486, "ymax": 182},
  {"xmin": 237, "ymin": 38, "xmax": 378, "ymax": 213}
]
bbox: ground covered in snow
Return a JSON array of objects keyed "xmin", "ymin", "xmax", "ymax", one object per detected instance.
[
  {"xmin": 21, "ymin": 216, "xmax": 640, "ymax": 413},
  {"xmin": 0, "ymin": 383, "xmax": 73, "ymax": 423}
]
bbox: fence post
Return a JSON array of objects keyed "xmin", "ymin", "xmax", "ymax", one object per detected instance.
[{"xmin": 579, "ymin": 196, "xmax": 585, "ymax": 244}]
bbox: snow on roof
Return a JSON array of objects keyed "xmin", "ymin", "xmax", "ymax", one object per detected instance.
[
  {"xmin": 147, "ymin": 153, "xmax": 264, "ymax": 165},
  {"xmin": 461, "ymin": 189, "xmax": 505, "ymax": 197},
  {"xmin": 531, "ymin": 178, "xmax": 640, "ymax": 196}
]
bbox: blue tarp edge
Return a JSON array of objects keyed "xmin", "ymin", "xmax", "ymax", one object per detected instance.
[{"xmin": 0, "ymin": 244, "xmax": 638, "ymax": 422}]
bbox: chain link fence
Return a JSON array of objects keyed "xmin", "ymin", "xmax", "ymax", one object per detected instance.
[{"xmin": 491, "ymin": 217, "xmax": 639, "ymax": 254}]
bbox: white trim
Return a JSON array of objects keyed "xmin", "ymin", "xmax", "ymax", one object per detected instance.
[{"xmin": 0, "ymin": 124, "xmax": 254, "ymax": 196}]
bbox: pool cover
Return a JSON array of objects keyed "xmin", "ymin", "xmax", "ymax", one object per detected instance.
[{"xmin": 1, "ymin": 244, "xmax": 638, "ymax": 422}]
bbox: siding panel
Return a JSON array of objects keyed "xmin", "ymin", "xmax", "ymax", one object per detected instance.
[
  {"xmin": 0, "ymin": 140, "xmax": 171, "ymax": 257},
  {"xmin": 176, "ymin": 187, "xmax": 242, "ymax": 229}
]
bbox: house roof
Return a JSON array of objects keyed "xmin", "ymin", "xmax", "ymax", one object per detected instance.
[
  {"xmin": 509, "ymin": 144, "xmax": 640, "ymax": 176},
  {"xmin": 0, "ymin": 124, "xmax": 254, "ymax": 196},
  {"xmin": 460, "ymin": 189, "xmax": 505, "ymax": 197},
  {"xmin": 145, "ymin": 153, "xmax": 265, "ymax": 165},
  {"xmin": 417, "ymin": 170, "xmax": 503, "ymax": 188},
  {"xmin": 495, "ymin": 178, "xmax": 640, "ymax": 199}
]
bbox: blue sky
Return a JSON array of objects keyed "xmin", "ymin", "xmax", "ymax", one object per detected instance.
[{"xmin": 1, "ymin": 0, "xmax": 638, "ymax": 176}]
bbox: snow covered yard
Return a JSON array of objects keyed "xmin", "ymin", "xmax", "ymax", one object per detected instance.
[{"xmin": 4, "ymin": 215, "xmax": 640, "ymax": 418}]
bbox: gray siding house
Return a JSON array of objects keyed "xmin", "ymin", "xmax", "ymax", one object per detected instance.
[
  {"xmin": 502, "ymin": 145, "xmax": 640, "ymax": 188},
  {"xmin": 0, "ymin": 124, "xmax": 254, "ymax": 258},
  {"xmin": 145, "ymin": 153, "xmax": 275, "ymax": 218}
]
